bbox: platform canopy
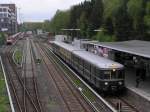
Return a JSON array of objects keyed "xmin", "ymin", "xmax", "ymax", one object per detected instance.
[{"xmin": 89, "ymin": 40, "xmax": 150, "ymax": 59}]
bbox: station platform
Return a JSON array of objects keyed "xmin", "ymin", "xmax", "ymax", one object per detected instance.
[{"xmin": 125, "ymin": 68, "xmax": 150, "ymax": 101}]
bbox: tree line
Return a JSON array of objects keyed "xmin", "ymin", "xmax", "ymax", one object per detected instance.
[{"xmin": 44, "ymin": 0, "xmax": 150, "ymax": 41}]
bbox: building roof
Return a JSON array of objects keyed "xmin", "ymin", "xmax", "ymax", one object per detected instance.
[{"xmin": 89, "ymin": 40, "xmax": 150, "ymax": 59}]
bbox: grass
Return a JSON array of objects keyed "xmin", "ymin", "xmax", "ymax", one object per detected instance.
[
  {"xmin": 0, "ymin": 69, "xmax": 10, "ymax": 112},
  {"xmin": 82, "ymin": 88, "xmax": 96, "ymax": 101},
  {"xmin": 60, "ymin": 62, "xmax": 96, "ymax": 101},
  {"xmin": 14, "ymin": 50, "xmax": 22, "ymax": 65}
]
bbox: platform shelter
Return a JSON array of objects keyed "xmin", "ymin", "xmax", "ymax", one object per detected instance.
[{"xmin": 83, "ymin": 40, "xmax": 150, "ymax": 97}]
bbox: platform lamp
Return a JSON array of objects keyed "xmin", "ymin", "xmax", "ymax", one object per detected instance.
[{"xmin": 94, "ymin": 29, "xmax": 103, "ymax": 32}]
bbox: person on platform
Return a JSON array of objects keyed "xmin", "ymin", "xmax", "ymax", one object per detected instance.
[{"xmin": 135, "ymin": 67, "xmax": 141, "ymax": 88}]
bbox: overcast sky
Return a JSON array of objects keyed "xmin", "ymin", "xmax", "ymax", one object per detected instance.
[{"xmin": 0, "ymin": 0, "xmax": 85, "ymax": 22}]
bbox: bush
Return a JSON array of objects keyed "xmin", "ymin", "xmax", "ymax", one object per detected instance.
[
  {"xmin": 0, "ymin": 33, "xmax": 6, "ymax": 45},
  {"xmin": 93, "ymin": 30, "xmax": 116, "ymax": 42}
]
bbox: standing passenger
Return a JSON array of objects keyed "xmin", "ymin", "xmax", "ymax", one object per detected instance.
[
  {"xmin": 135, "ymin": 67, "xmax": 141, "ymax": 88},
  {"xmin": 141, "ymin": 67, "xmax": 146, "ymax": 81},
  {"xmin": 136, "ymin": 76, "xmax": 140, "ymax": 88}
]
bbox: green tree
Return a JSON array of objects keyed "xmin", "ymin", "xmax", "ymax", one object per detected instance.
[
  {"xmin": 113, "ymin": 0, "xmax": 132, "ymax": 41},
  {"xmin": 48, "ymin": 10, "xmax": 70, "ymax": 33},
  {"xmin": 47, "ymin": 0, "xmax": 149, "ymax": 41},
  {"xmin": 93, "ymin": 29, "xmax": 116, "ymax": 42},
  {"xmin": 77, "ymin": 12, "xmax": 88, "ymax": 37},
  {"xmin": 144, "ymin": 1, "xmax": 150, "ymax": 39},
  {"xmin": 0, "ymin": 33, "xmax": 6, "ymax": 45},
  {"xmin": 127, "ymin": 0, "xmax": 146, "ymax": 39},
  {"xmin": 69, "ymin": 5, "xmax": 82, "ymax": 28},
  {"xmin": 42, "ymin": 20, "xmax": 51, "ymax": 32},
  {"xmin": 86, "ymin": 0, "xmax": 103, "ymax": 38},
  {"xmin": 103, "ymin": 0, "xmax": 132, "ymax": 41},
  {"xmin": 23, "ymin": 22, "xmax": 43, "ymax": 32},
  {"xmin": 103, "ymin": 17, "xmax": 114, "ymax": 35},
  {"xmin": 89, "ymin": 0, "xmax": 103, "ymax": 29}
]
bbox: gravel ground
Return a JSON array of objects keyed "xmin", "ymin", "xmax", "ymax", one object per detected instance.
[{"xmin": 36, "ymin": 60, "xmax": 69, "ymax": 112}]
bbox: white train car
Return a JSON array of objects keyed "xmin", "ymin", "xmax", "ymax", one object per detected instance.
[{"xmin": 51, "ymin": 41, "xmax": 125, "ymax": 92}]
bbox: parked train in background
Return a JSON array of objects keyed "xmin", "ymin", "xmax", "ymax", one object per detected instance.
[
  {"xmin": 51, "ymin": 41, "xmax": 125, "ymax": 92},
  {"xmin": 6, "ymin": 32, "xmax": 22, "ymax": 45},
  {"xmin": 6, "ymin": 37, "xmax": 13, "ymax": 45}
]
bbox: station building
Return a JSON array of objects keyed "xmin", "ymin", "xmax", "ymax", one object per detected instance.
[{"xmin": 0, "ymin": 4, "xmax": 17, "ymax": 35}]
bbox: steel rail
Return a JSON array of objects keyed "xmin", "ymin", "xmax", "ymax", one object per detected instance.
[
  {"xmin": 30, "ymin": 39, "xmax": 43, "ymax": 112},
  {"xmin": 37, "ymin": 43, "xmax": 92, "ymax": 112}
]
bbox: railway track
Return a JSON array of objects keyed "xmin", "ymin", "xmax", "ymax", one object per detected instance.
[
  {"xmin": 22, "ymin": 38, "xmax": 27, "ymax": 112},
  {"xmin": 3, "ymin": 49, "xmax": 23, "ymax": 112},
  {"xmin": 30, "ymin": 38, "xmax": 43, "ymax": 112},
  {"xmin": 20, "ymin": 38, "xmax": 43, "ymax": 112},
  {"xmin": 36, "ymin": 42, "xmax": 94, "ymax": 112},
  {"xmin": 3, "ymin": 38, "xmax": 43, "ymax": 112},
  {"xmin": 105, "ymin": 96, "xmax": 139, "ymax": 112}
]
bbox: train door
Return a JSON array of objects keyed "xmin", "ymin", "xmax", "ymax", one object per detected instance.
[
  {"xmin": 146, "ymin": 60, "xmax": 150, "ymax": 77},
  {"xmin": 91, "ymin": 65, "xmax": 96, "ymax": 85}
]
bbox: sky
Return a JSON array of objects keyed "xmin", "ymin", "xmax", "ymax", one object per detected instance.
[{"xmin": 0, "ymin": 0, "xmax": 85, "ymax": 22}]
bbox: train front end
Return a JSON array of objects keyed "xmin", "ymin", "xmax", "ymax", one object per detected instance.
[
  {"xmin": 6, "ymin": 37, "xmax": 13, "ymax": 45},
  {"xmin": 101, "ymin": 68, "xmax": 125, "ymax": 93}
]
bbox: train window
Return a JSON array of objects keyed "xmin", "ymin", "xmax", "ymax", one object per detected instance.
[
  {"xmin": 84, "ymin": 61, "xmax": 90, "ymax": 70},
  {"xmin": 111, "ymin": 70, "xmax": 124, "ymax": 79},
  {"xmin": 79, "ymin": 64, "xmax": 83, "ymax": 69},
  {"xmin": 91, "ymin": 66, "xmax": 96, "ymax": 76},
  {"xmin": 111, "ymin": 71, "xmax": 116, "ymax": 79},
  {"xmin": 78, "ymin": 58, "xmax": 83, "ymax": 69},
  {"xmin": 74, "ymin": 55, "xmax": 79, "ymax": 68},
  {"xmin": 72, "ymin": 55, "xmax": 75, "ymax": 64},
  {"xmin": 84, "ymin": 61, "xmax": 87, "ymax": 69},
  {"xmin": 84, "ymin": 69, "xmax": 91, "ymax": 79},
  {"xmin": 78, "ymin": 58, "xmax": 82, "ymax": 65},
  {"xmin": 103, "ymin": 71, "xmax": 111, "ymax": 79},
  {"xmin": 74, "ymin": 55, "xmax": 78, "ymax": 62},
  {"xmin": 77, "ymin": 57, "xmax": 80, "ymax": 68},
  {"xmin": 77, "ymin": 57, "xmax": 80, "ymax": 65},
  {"xmin": 103, "ymin": 70, "xmax": 124, "ymax": 79},
  {"xmin": 96, "ymin": 68, "xmax": 103, "ymax": 78},
  {"xmin": 96, "ymin": 68, "xmax": 99, "ymax": 76}
]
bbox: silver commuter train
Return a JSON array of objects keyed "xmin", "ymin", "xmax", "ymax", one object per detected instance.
[{"xmin": 51, "ymin": 41, "xmax": 125, "ymax": 92}]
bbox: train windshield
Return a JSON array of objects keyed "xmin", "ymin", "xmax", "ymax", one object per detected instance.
[{"xmin": 103, "ymin": 70, "xmax": 124, "ymax": 79}]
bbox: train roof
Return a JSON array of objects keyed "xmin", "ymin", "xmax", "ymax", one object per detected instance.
[
  {"xmin": 89, "ymin": 40, "xmax": 150, "ymax": 59},
  {"xmin": 11, "ymin": 32, "xmax": 21, "ymax": 38},
  {"xmin": 53, "ymin": 41, "xmax": 84, "ymax": 52},
  {"xmin": 73, "ymin": 50, "xmax": 124, "ymax": 69},
  {"xmin": 53, "ymin": 41, "xmax": 124, "ymax": 69}
]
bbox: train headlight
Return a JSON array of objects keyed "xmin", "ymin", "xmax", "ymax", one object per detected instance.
[
  {"xmin": 118, "ymin": 81, "xmax": 122, "ymax": 85},
  {"xmin": 105, "ymin": 82, "xmax": 108, "ymax": 86},
  {"xmin": 113, "ymin": 69, "xmax": 116, "ymax": 72}
]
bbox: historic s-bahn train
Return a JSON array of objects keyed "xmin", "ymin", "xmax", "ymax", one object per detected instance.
[{"xmin": 51, "ymin": 41, "xmax": 125, "ymax": 92}]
